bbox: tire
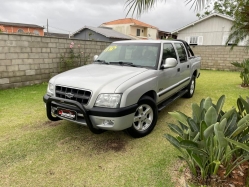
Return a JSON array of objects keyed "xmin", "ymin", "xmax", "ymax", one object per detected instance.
[
  {"xmin": 126, "ymin": 96, "xmax": 158, "ymax": 138},
  {"xmin": 183, "ymin": 76, "xmax": 196, "ymax": 98}
]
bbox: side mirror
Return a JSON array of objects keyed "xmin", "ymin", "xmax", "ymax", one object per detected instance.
[
  {"xmin": 93, "ymin": 55, "xmax": 98, "ymax": 61},
  {"xmin": 161, "ymin": 58, "xmax": 177, "ymax": 69}
]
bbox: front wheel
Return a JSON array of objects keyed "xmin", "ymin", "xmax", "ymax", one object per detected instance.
[
  {"xmin": 183, "ymin": 76, "xmax": 196, "ymax": 98},
  {"xmin": 126, "ymin": 96, "xmax": 158, "ymax": 138}
]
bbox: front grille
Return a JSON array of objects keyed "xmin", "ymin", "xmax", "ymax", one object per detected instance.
[{"xmin": 55, "ymin": 86, "xmax": 92, "ymax": 105}]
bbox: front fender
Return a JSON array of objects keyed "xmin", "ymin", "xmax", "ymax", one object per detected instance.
[{"xmin": 119, "ymin": 76, "xmax": 158, "ymax": 107}]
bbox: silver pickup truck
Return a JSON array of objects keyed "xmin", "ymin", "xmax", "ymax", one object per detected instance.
[{"xmin": 43, "ymin": 40, "xmax": 201, "ymax": 138}]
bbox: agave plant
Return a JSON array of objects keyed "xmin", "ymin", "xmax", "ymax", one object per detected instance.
[
  {"xmin": 231, "ymin": 59, "xmax": 249, "ymax": 87},
  {"xmin": 165, "ymin": 95, "xmax": 249, "ymax": 183}
]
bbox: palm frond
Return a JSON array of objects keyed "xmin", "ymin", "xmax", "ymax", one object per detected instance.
[
  {"xmin": 125, "ymin": 0, "xmax": 211, "ymax": 17},
  {"xmin": 185, "ymin": 0, "xmax": 211, "ymax": 11},
  {"xmin": 227, "ymin": 1, "xmax": 249, "ymax": 50},
  {"xmin": 125, "ymin": 0, "xmax": 160, "ymax": 17}
]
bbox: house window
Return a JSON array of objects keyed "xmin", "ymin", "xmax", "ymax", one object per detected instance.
[
  {"xmin": 228, "ymin": 38, "xmax": 236, "ymax": 46},
  {"xmin": 17, "ymin": 29, "xmax": 24, "ymax": 33},
  {"xmin": 185, "ymin": 36, "xmax": 203, "ymax": 45},
  {"xmin": 190, "ymin": 36, "xmax": 198, "ymax": 45},
  {"xmin": 137, "ymin": 29, "xmax": 140, "ymax": 36},
  {"xmin": 222, "ymin": 35, "xmax": 236, "ymax": 46},
  {"xmin": 33, "ymin": 30, "xmax": 40, "ymax": 35}
]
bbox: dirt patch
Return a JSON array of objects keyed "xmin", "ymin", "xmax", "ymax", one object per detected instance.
[
  {"xmin": 214, "ymin": 162, "xmax": 249, "ymax": 187},
  {"xmin": 169, "ymin": 160, "xmax": 187, "ymax": 187},
  {"xmin": 41, "ymin": 120, "xmax": 62, "ymax": 127},
  {"xmin": 237, "ymin": 84, "xmax": 249, "ymax": 89},
  {"xmin": 21, "ymin": 120, "xmax": 62, "ymax": 131},
  {"xmin": 57, "ymin": 135, "xmax": 127, "ymax": 153},
  {"xmin": 45, "ymin": 170, "xmax": 55, "ymax": 176},
  {"xmin": 172, "ymin": 161, "xmax": 249, "ymax": 187},
  {"xmin": 93, "ymin": 138, "xmax": 127, "ymax": 153}
]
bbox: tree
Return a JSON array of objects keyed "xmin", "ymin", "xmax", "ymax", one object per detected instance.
[
  {"xmin": 196, "ymin": 0, "xmax": 237, "ymax": 19},
  {"xmin": 227, "ymin": 0, "xmax": 249, "ymax": 47}
]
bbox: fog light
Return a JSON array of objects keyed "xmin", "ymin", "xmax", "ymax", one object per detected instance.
[{"xmin": 103, "ymin": 119, "xmax": 114, "ymax": 126}]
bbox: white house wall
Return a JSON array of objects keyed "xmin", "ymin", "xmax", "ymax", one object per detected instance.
[{"xmin": 176, "ymin": 16, "xmax": 236, "ymax": 45}]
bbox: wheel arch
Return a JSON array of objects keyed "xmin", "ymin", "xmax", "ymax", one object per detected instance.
[
  {"xmin": 193, "ymin": 70, "xmax": 198, "ymax": 78},
  {"xmin": 119, "ymin": 76, "xmax": 158, "ymax": 107},
  {"xmin": 139, "ymin": 90, "xmax": 157, "ymax": 102}
]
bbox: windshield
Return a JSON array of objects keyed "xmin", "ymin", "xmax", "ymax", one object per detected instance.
[{"xmin": 96, "ymin": 43, "xmax": 161, "ymax": 69}]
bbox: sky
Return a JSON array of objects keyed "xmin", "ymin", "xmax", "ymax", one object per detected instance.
[{"xmin": 0, "ymin": 0, "xmax": 199, "ymax": 34}]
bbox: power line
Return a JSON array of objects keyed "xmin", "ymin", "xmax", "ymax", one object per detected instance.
[{"xmin": 44, "ymin": 25, "xmax": 71, "ymax": 33}]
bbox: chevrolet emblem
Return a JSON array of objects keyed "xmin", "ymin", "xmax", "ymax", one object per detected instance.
[{"xmin": 65, "ymin": 92, "xmax": 74, "ymax": 98}]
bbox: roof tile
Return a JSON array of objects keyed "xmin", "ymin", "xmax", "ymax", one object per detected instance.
[{"xmin": 102, "ymin": 18, "xmax": 158, "ymax": 29}]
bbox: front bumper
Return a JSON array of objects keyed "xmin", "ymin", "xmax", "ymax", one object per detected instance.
[{"xmin": 43, "ymin": 94, "xmax": 137, "ymax": 131}]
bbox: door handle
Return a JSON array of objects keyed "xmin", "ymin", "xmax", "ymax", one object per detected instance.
[{"xmin": 177, "ymin": 68, "xmax": 180, "ymax": 72}]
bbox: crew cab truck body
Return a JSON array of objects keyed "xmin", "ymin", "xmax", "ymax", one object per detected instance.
[{"xmin": 43, "ymin": 40, "xmax": 201, "ymax": 138}]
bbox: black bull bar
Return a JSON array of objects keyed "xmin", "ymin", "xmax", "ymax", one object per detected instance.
[{"xmin": 44, "ymin": 96, "xmax": 104, "ymax": 134}]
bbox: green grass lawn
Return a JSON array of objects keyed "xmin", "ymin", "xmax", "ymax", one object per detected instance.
[{"xmin": 0, "ymin": 70, "xmax": 248, "ymax": 187}]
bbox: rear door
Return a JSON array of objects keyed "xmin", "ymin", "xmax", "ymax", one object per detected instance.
[{"xmin": 174, "ymin": 42, "xmax": 191, "ymax": 89}]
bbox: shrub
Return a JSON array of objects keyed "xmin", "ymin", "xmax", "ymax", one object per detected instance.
[
  {"xmin": 237, "ymin": 96, "xmax": 249, "ymax": 119},
  {"xmin": 59, "ymin": 42, "xmax": 89, "ymax": 72},
  {"xmin": 231, "ymin": 59, "xmax": 249, "ymax": 87},
  {"xmin": 165, "ymin": 95, "xmax": 249, "ymax": 185}
]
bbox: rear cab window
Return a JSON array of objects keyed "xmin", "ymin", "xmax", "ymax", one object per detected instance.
[{"xmin": 174, "ymin": 43, "xmax": 188, "ymax": 63}]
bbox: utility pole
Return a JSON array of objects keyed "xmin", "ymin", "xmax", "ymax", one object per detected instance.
[{"xmin": 47, "ymin": 19, "xmax": 49, "ymax": 34}]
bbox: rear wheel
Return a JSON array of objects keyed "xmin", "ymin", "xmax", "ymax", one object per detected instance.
[
  {"xmin": 183, "ymin": 76, "xmax": 196, "ymax": 98},
  {"xmin": 126, "ymin": 96, "xmax": 158, "ymax": 138}
]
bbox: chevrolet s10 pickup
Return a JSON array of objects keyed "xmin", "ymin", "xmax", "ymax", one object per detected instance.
[{"xmin": 43, "ymin": 40, "xmax": 201, "ymax": 138}]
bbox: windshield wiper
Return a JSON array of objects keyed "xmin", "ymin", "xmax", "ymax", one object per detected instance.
[
  {"xmin": 94, "ymin": 59, "xmax": 109, "ymax": 65},
  {"xmin": 109, "ymin": 61, "xmax": 137, "ymax": 67}
]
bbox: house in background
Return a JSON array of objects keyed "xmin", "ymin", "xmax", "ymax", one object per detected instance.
[
  {"xmin": 71, "ymin": 26, "xmax": 132, "ymax": 42},
  {"xmin": 158, "ymin": 30, "xmax": 177, "ymax": 40},
  {"xmin": 44, "ymin": 32, "xmax": 69, "ymax": 38},
  {"xmin": 171, "ymin": 13, "xmax": 246, "ymax": 46},
  {"xmin": 0, "ymin": 21, "xmax": 44, "ymax": 36},
  {"xmin": 100, "ymin": 18, "xmax": 158, "ymax": 40}
]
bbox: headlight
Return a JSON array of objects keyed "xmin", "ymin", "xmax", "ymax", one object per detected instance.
[
  {"xmin": 95, "ymin": 94, "xmax": 121, "ymax": 108},
  {"xmin": 47, "ymin": 83, "xmax": 54, "ymax": 95}
]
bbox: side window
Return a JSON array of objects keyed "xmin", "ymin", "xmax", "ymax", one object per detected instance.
[
  {"xmin": 175, "ymin": 43, "xmax": 187, "ymax": 63},
  {"xmin": 33, "ymin": 30, "xmax": 40, "ymax": 35},
  {"xmin": 162, "ymin": 43, "xmax": 177, "ymax": 63}
]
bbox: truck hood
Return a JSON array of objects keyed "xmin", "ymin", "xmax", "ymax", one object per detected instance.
[{"xmin": 52, "ymin": 64, "xmax": 148, "ymax": 93}]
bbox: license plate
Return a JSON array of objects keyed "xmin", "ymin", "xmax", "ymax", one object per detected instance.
[{"xmin": 57, "ymin": 108, "xmax": 77, "ymax": 120}]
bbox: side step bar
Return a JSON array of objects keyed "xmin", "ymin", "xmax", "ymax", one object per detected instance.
[{"xmin": 157, "ymin": 89, "xmax": 188, "ymax": 112}]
